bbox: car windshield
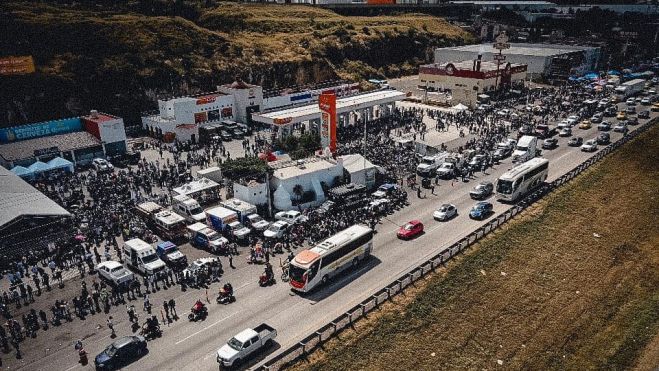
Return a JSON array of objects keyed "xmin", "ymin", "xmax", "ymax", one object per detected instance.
[
  {"xmin": 496, "ymin": 180, "xmax": 513, "ymax": 195},
  {"xmin": 189, "ymin": 207, "xmax": 203, "ymax": 215},
  {"xmin": 228, "ymin": 337, "xmax": 243, "ymax": 351},
  {"xmin": 439, "ymin": 206, "xmax": 448, "ymax": 212},
  {"xmin": 208, "ymin": 233, "xmax": 222, "ymax": 241},
  {"xmin": 250, "ymin": 215, "xmax": 263, "ymax": 222},
  {"xmin": 110, "ymin": 267, "xmax": 124, "ymax": 273},
  {"xmin": 267, "ymin": 225, "xmax": 280, "ymax": 232},
  {"xmin": 403, "ymin": 224, "xmax": 414, "ymax": 231},
  {"xmin": 142, "ymin": 254, "xmax": 158, "ymax": 264},
  {"xmin": 421, "ymin": 158, "xmax": 434, "ymax": 165},
  {"xmin": 105, "ymin": 344, "xmax": 118, "ymax": 357}
]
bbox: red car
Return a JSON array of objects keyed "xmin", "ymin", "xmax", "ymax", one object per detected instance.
[{"xmin": 397, "ymin": 220, "xmax": 424, "ymax": 239}]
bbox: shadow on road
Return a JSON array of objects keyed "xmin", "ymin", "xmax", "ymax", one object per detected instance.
[{"xmin": 299, "ymin": 256, "xmax": 382, "ymax": 302}]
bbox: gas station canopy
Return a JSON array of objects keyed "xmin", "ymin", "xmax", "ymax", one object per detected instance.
[{"xmin": 251, "ymin": 90, "xmax": 406, "ymax": 126}]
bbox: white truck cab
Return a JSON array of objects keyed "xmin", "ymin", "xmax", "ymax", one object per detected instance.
[
  {"xmin": 172, "ymin": 194, "xmax": 205, "ymax": 223},
  {"xmin": 123, "ymin": 238, "xmax": 166, "ymax": 276},
  {"xmin": 512, "ymin": 135, "xmax": 538, "ymax": 163}
]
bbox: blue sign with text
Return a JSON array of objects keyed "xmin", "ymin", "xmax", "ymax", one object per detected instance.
[{"xmin": 0, "ymin": 118, "xmax": 82, "ymax": 143}]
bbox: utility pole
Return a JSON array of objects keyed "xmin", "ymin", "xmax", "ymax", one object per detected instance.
[{"xmin": 493, "ymin": 32, "xmax": 510, "ymax": 93}]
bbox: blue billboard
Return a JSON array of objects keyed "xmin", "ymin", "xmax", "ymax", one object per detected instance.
[{"xmin": 0, "ymin": 117, "xmax": 82, "ymax": 143}]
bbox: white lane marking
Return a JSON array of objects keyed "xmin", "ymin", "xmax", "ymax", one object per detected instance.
[
  {"xmin": 64, "ymin": 365, "xmax": 77, "ymax": 371},
  {"xmin": 235, "ymin": 282, "xmax": 253, "ymax": 291},
  {"xmin": 174, "ymin": 311, "xmax": 239, "ymax": 345}
]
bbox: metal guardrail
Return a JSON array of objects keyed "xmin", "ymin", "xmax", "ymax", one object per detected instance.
[{"xmin": 260, "ymin": 118, "xmax": 658, "ymax": 371}]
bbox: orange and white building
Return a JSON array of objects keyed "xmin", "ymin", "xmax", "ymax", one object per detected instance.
[{"xmin": 419, "ymin": 57, "xmax": 527, "ymax": 107}]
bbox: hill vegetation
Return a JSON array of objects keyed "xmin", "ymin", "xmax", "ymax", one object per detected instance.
[{"xmin": 0, "ymin": 1, "xmax": 472, "ymax": 126}]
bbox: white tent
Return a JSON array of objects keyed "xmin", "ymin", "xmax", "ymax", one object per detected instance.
[
  {"xmin": 47, "ymin": 157, "xmax": 74, "ymax": 173},
  {"xmin": 452, "ymin": 103, "xmax": 469, "ymax": 111}
]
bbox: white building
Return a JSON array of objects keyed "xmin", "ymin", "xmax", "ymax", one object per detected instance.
[
  {"xmin": 217, "ymin": 80, "xmax": 263, "ymax": 124},
  {"xmin": 234, "ymin": 180, "xmax": 269, "ymax": 207},
  {"xmin": 269, "ymin": 156, "xmax": 343, "ymax": 211},
  {"xmin": 142, "ymin": 80, "xmax": 363, "ymax": 143},
  {"xmin": 142, "ymin": 92, "xmax": 235, "ymax": 143}
]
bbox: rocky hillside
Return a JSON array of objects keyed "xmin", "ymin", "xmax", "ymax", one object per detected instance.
[{"xmin": 1, "ymin": 1, "xmax": 473, "ymax": 126}]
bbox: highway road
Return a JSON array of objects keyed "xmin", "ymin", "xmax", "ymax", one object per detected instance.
[{"xmin": 31, "ymin": 105, "xmax": 656, "ymax": 371}]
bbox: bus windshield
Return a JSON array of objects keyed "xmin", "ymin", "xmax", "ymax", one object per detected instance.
[
  {"xmin": 497, "ymin": 180, "xmax": 514, "ymax": 194},
  {"xmin": 289, "ymin": 265, "xmax": 307, "ymax": 283}
]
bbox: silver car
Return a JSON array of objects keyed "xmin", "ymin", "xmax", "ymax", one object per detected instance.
[{"xmin": 433, "ymin": 204, "xmax": 457, "ymax": 221}]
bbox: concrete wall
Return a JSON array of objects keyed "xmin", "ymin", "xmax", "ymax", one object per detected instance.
[{"xmin": 234, "ymin": 181, "xmax": 269, "ymax": 207}]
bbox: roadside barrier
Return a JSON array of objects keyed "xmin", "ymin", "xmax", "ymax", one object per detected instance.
[{"xmin": 260, "ymin": 118, "xmax": 657, "ymax": 371}]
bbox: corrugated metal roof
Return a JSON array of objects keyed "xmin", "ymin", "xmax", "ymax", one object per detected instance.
[{"xmin": 0, "ymin": 166, "xmax": 70, "ymax": 227}]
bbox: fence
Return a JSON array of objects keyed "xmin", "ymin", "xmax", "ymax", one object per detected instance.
[{"xmin": 260, "ymin": 118, "xmax": 657, "ymax": 371}]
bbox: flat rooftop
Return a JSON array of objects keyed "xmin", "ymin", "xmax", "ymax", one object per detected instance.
[
  {"xmin": 0, "ymin": 131, "xmax": 101, "ymax": 162},
  {"xmin": 271, "ymin": 157, "xmax": 338, "ymax": 180},
  {"xmin": 437, "ymin": 43, "xmax": 599, "ymax": 57},
  {"xmin": 81, "ymin": 112, "xmax": 120, "ymax": 123},
  {"xmin": 253, "ymin": 90, "xmax": 406, "ymax": 126}
]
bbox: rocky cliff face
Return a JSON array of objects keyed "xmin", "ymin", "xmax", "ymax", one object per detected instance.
[{"xmin": 1, "ymin": 1, "xmax": 473, "ymax": 126}]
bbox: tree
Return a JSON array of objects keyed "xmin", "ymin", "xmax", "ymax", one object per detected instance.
[
  {"xmin": 221, "ymin": 157, "xmax": 271, "ymax": 180},
  {"xmin": 292, "ymin": 184, "xmax": 303, "ymax": 205}
]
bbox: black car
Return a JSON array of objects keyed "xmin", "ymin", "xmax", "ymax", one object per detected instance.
[
  {"xmin": 596, "ymin": 132, "xmax": 610, "ymax": 145},
  {"xmin": 469, "ymin": 181, "xmax": 494, "ymax": 200},
  {"xmin": 95, "ymin": 336, "xmax": 147, "ymax": 370},
  {"xmin": 568, "ymin": 137, "xmax": 584, "ymax": 147},
  {"xmin": 219, "ymin": 130, "xmax": 233, "ymax": 141},
  {"xmin": 237, "ymin": 123, "xmax": 253, "ymax": 135},
  {"xmin": 231, "ymin": 128, "xmax": 245, "ymax": 139},
  {"xmin": 638, "ymin": 110, "xmax": 649, "ymax": 119}
]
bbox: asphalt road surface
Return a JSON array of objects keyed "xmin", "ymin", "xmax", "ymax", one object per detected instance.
[{"xmin": 22, "ymin": 105, "xmax": 657, "ymax": 371}]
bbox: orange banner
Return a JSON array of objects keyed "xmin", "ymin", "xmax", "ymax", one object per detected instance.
[
  {"xmin": 319, "ymin": 92, "xmax": 337, "ymax": 154},
  {"xmin": 0, "ymin": 56, "xmax": 35, "ymax": 75}
]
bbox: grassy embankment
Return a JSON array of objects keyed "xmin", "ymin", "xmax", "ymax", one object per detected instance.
[
  {"xmin": 289, "ymin": 124, "xmax": 659, "ymax": 371},
  {"xmin": 1, "ymin": 1, "xmax": 472, "ymax": 124}
]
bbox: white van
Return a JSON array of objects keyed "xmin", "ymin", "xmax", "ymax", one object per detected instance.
[
  {"xmin": 123, "ymin": 238, "xmax": 166, "ymax": 276},
  {"xmin": 172, "ymin": 195, "xmax": 206, "ymax": 223}
]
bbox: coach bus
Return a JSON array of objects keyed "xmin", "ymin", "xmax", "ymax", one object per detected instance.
[
  {"xmin": 496, "ymin": 157, "xmax": 549, "ymax": 202},
  {"xmin": 289, "ymin": 225, "xmax": 373, "ymax": 293}
]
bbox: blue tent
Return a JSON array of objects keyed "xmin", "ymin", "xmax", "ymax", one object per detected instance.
[
  {"xmin": 607, "ymin": 70, "xmax": 620, "ymax": 76},
  {"xmin": 47, "ymin": 157, "xmax": 74, "ymax": 173},
  {"xmin": 28, "ymin": 161, "xmax": 50, "ymax": 173},
  {"xmin": 583, "ymin": 72, "xmax": 599, "ymax": 80},
  {"xmin": 10, "ymin": 166, "xmax": 33, "ymax": 178}
]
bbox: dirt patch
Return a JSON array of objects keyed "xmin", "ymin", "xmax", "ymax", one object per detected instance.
[{"xmin": 287, "ymin": 125, "xmax": 659, "ymax": 371}]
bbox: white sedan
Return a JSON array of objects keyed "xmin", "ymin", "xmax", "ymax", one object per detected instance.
[
  {"xmin": 580, "ymin": 139, "xmax": 598, "ymax": 152},
  {"xmin": 433, "ymin": 204, "xmax": 457, "ymax": 221},
  {"xmin": 96, "ymin": 261, "xmax": 134, "ymax": 286}
]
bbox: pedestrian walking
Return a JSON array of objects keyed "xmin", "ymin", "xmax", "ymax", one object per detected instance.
[
  {"xmin": 107, "ymin": 316, "xmax": 116, "ymax": 338},
  {"xmin": 228, "ymin": 254, "xmax": 234, "ymax": 269},
  {"xmin": 168, "ymin": 298, "xmax": 177, "ymax": 318}
]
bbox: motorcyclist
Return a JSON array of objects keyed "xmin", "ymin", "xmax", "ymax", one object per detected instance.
[
  {"xmin": 192, "ymin": 299, "xmax": 205, "ymax": 313},
  {"xmin": 220, "ymin": 283, "xmax": 233, "ymax": 297},
  {"xmin": 264, "ymin": 263, "xmax": 273, "ymax": 281}
]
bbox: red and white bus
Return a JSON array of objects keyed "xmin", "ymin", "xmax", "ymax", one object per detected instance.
[{"xmin": 289, "ymin": 225, "xmax": 373, "ymax": 293}]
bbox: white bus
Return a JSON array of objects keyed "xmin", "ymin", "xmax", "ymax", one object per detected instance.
[
  {"xmin": 289, "ymin": 225, "xmax": 373, "ymax": 293},
  {"xmin": 496, "ymin": 157, "xmax": 549, "ymax": 202}
]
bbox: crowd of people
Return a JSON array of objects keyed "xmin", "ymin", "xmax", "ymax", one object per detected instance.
[{"xmin": 0, "ymin": 81, "xmax": 610, "ymax": 364}]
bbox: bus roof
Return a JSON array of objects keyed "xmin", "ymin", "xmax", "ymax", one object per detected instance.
[
  {"xmin": 294, "ymin": 224, "xmax": 372, "ymax": 267},
  {"xmin": 499, "ymin": 158, "xmax": 549, "ymax": 181}
]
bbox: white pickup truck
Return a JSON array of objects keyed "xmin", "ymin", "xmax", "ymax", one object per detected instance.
[{"xmin": 217, "ymin": 323, "xmax": 277, "ymax": 368}]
